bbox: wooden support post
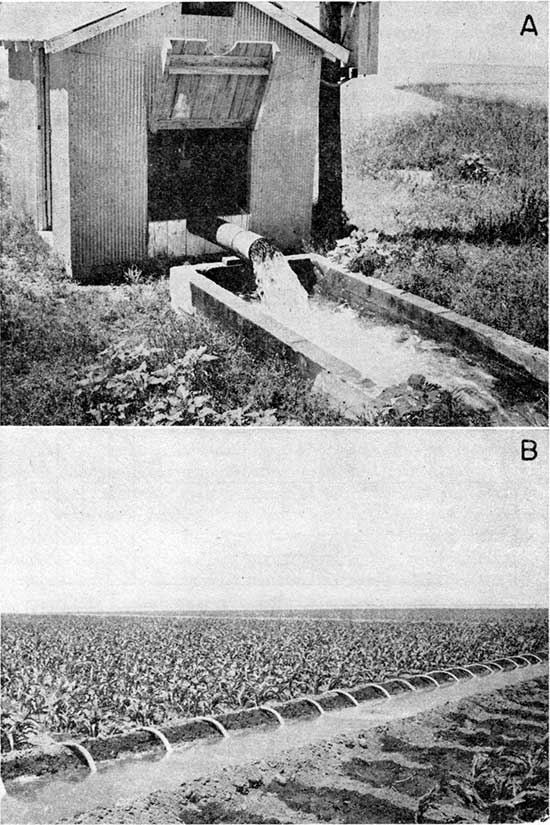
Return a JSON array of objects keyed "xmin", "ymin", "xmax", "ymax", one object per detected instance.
[{"xmin": 314, "ymin": 2, "xmax": 345, "ymax": 244}]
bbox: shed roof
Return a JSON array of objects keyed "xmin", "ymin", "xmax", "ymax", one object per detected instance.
[
  {"xmin": 0, "ymin": 2, "xmax": 132, "ymax": 41},
  {"xmin": 0, "ymin": 2, "xmax": 349, "ymax": 62}
]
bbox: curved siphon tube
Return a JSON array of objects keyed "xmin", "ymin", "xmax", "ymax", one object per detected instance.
[
  {"xmin": 497, "ymin": 656, "xmax": 519, "ymax": 669},
  {"xmin": 478, "ymin": 661, "xmax": 498, "ymax": 672},
  {"xmin": 334, "ymin": 689, "xmax": 359, "ymax": 706},
  {"xmin": 426, "ymin": 670, "xmax": 459, "ymax": 684},
  {"xmin": 138, "ymin": 726, "xmax": 173, "ymax": 754},
  {"xmin": 463, "ymin": 662, "xmax": 493, "ymax": 675},
  {"xmin": 521, "ymin": 652, "xmax": 542, "ymax": 664},
  {"xmin": 386, "ymin": 678, "xmax": 416, "ymax": 692},
  {"xmin": 257, "ymin": 705, "xmax": 285, "ymax": 727},
  {"xmin": 511, "ymin": 655, "xmax": 531, "ymax": 667},
  {"xmin": 416, "ymin": 674, "xmax": 440, "ymax": 688},
  {"xmin": 61, "ymin": 741, "xmax": 97, "ymax": 773},
  {"xmin": 362, "ymin": 682, "xmax": 392, "ymax": 699},
  {"xmin": 450, "ymin": 665, "xmax": 478, "ymax": 678},
  {"xmin": 195, "ymin": 716, "xmax": 229, "ymax": 738},
  {"xmin": 303, "ymin": 697, "xmax": 325, "ymax": 715}
]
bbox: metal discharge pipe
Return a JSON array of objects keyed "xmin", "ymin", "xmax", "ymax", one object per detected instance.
[{"xmin": 187, "ymin": 216, "xmax": 266, "ymax": 261}]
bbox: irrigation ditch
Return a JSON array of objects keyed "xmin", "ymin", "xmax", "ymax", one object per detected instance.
[
  {"xmin": 170, "ymin": 251, "xmax": 548, "ymax": 424},
  {"xmin": 1, "ymin": 651, "xmax": 545, "ymax": 787}
]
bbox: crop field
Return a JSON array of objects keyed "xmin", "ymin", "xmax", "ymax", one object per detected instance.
[
  {"xmin": 56, "ymin": 676, "xmax": 548, "ymax": 825},
  {"xmin": 1, "ymin": 610, "xmax": 546, "ymax": 749}
]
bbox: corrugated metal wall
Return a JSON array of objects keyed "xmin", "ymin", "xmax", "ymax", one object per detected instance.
[
  {"xmin": 241, "ymin": 3, "xmax": 320, "ymax": 248},
  {"xmin": 66, "ymin": 2, "xmax": 321, "ymax": 277},
  {"xmin": 67, "ymin": 18, "xmax": 149, "ymax": 275},
  {"xmin": 49, "ymin": 52, "xmax": 72, "ymax": 269},
  {"xmin": 6, "ymin": 49, "xmax": 38, "ymax": 218}
]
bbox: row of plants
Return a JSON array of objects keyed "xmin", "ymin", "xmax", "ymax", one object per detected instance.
[{"xmin": 2, "ymin": 612, "xmax": 546, "ymax": 748}]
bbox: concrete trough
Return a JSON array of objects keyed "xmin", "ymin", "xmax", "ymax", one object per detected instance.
[{"xmin": 170, "ymin": 254, "xmax": 548, "ymax": 422}]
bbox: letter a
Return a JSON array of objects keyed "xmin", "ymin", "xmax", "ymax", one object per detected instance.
[{"xmin": 520, "ymin": 14, "xmax": 538, "ymax": 36}]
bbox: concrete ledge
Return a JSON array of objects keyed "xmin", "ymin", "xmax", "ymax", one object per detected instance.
[
  {"xmin": 171, "ymin": 265, "xmax": 375, "ymax": 420},
  {"xmin": 311, "ymin": 255, "xmax": 548, "ymax": 385},
  {"xmin": 170, "ymin": 259, "xmax": 547, "ymax": 420}
]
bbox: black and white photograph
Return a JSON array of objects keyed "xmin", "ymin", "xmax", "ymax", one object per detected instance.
[
  {"xmin": 0, "ymin": 1, "xmax": 547, "ymax": 426},
  {"xmin": 0, "ymin": 2, "xmax": 548, "ymax": 825},
  {"xmin": 0, "ymin": 428, "xmax": 548, "ymax": 823}
]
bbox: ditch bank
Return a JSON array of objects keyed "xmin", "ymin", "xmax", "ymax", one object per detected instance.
[
  {"xmin": 2, "ymin": 663, "xmax": 548, "ymax": 825},
  {"xmin": 1, "ymin": 652, "xmax": 545, "ymax": 784}
]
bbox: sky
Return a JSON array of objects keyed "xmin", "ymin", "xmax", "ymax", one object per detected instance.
[
  {"xmin": 378, "ymin": 1, "xmax": 548, "ymax": 76},
  {"xmin": 1, "ymin": 429, "xmax": 547, "ymax": 613},
  {"xmin": 1, "ymin": 2, "xmax": 548, "ymax": 81},
  {"xmin": 290, "ymin": 2, "xmax": 548, "ymax": 75}
]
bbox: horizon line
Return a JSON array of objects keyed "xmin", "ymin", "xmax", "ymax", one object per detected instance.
[{"xmin": 3, "ymin": 605, "xmax": 547, "ymax": 615}]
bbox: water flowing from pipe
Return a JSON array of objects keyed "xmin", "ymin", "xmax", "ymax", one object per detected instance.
[
  {"xmin": 248, "ymin": 239, "xmax": 309, "ymax": 318},
  {"xmin": 247, "ymin": 240, "xmax": 506, "ymax": 403}
]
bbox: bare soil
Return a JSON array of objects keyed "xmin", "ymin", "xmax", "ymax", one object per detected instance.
[{"xmin": 57, "ymin": 677, "xmax": 548, "ymax": 824}]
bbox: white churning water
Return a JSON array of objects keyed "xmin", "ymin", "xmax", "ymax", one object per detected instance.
[
  {"xmin": 249, "ymin": 240, "xmax": 309, "ymax": 319},
  {"xmin": 296, "ymin": 297, "xmax": 501, "ymax": 397},
  {"xmin": 250, "ymin": 245, "xmax": 500, "ymax": 402}
]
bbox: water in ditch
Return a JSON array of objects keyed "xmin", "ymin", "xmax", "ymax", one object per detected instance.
[
  {"xmin": 3, "ymin": 663, "xmax": 546, "ymax": 825},
  {"xmin": 249, "ymin": 245, "xmax": 541, "ymax": 421}
]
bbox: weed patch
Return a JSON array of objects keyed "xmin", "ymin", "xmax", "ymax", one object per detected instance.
[
  {"xmin": 340, "ymin": 85, "xmax": 548, "ymax": 348},
  {"xmin": 0, "ymin": 216, "xmax": 351, "ymax": 425}
]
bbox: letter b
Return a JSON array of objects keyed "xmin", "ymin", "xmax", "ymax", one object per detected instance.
[{"xmin": 521, "ymin": 440, "xmax": 537, "ymax": 461}]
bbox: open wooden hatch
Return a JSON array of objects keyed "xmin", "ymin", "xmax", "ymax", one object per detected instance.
[
  {"xmin": 148, "ymin": 38, "xmax": 278, "ymax": 256},
  {"xmin": 151, "ymin": 38, "xmax": 279, "ymax": 131}
]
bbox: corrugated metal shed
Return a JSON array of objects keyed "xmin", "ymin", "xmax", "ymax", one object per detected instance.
[
  {"xmin": 3, "ymin": 1, "xmax": 341, "ymax": 278},
  {"xmin": 0, "ymin": 2, "xmax": 347, "ymax": 61}
]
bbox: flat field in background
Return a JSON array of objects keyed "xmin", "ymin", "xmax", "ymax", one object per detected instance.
[
  {"xmin": 340, "ymin": 78, "xmax": 548, "ymax": 350},
  {"xmin": 1, "ymin": 609, "xmax": 547, "ymax": 744}
]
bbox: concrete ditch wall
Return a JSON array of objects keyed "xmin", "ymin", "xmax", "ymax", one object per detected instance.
[
  {"xmin": 310, "ymin": 256, "xmax": 548, "ymax": 386},
  {"xmin": 170, "ymin": 254, "xmax": 548, "ymax": 389},
  {"xmin": 170, "ymin": 262, "xmax": 381, "ymax": 420},
  {"xmin": 2, "ymin": 652, "xmax": 546, "ymax": 783}
]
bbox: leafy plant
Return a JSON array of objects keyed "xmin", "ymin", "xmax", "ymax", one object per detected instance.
[
  {"xmin": 413, "ymin": 744, "xmax": 549, "ymax": 824},
  {"xmin": 1, "ymin": 612, "xmax": 546, "ymax": 740},
  {"xmin": 123, "ymin": 265, "xmax": 145, "ymax": 285},
  {"xmin": 457, "ymin": 152, "xmax": 497, "ymax": 182},
  {"xmin": 1, "ymin": 701, "xmax": 40, "ymax": 751},
  {"xmin": 75, "ymin": 341, "xmax": 281, "ymax": 426}
]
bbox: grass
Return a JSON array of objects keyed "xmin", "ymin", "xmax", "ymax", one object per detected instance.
[
  {"xmin": 356, "ymin": 84, "xmax": 547, "ymax": 184},
  {"xmin": 342, "ymin": 85, "xmax": 548, "ymax": 349},
  {"xmin": 1, "ymin": 85, "xmax": 541, "ymax": 425},
  {"xmin": 1, "ymin": 215, "xmax": 491, "ymax": 426},
  {"xmin": 0, "ymin": 220, "xmax": 353, "ymax": 426}
]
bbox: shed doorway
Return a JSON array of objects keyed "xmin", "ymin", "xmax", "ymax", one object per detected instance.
[
  {"xmin": 147, "ymin": 37, "xmax": 276, "ymax": 257},
  {"xmin": 147, "ymin": 128, "xmax": 250, "ymax": 222}
]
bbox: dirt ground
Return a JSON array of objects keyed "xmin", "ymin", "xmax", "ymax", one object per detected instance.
[{"xmin": 56, "ymin": 677, "xmax": 548, "ymax": 825}]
